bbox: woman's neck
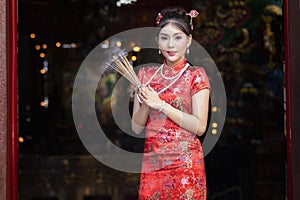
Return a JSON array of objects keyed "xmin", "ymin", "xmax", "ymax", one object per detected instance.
[{"xmin": 164, "ymin": 57, "xmax": 186, "ymax": 68}]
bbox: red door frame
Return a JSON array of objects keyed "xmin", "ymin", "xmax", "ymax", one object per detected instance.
[
  {"xmin": 7, "ymin": 0, "xmax": 18, "ymax": 199},
  {"xmin": 283, "ymin": 0, "xmax": 292, "ymax": 199},
  {"xmin": 6, "ymin": 0, "xmax": 293, "ymax": 199}
]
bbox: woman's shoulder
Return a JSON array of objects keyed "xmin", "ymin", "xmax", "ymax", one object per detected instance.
[
  {"xmin": 187, "ymin": 65, "xmax": 208, "ymax": 75},
  {"xmin": 138, "ymin": 65, "xmax": 161, "ymax": 73},
  {"xmin": 137, "ymin": 65, "xmax": 161, "ymax": 78},
  {"xmin": 143, "ymin": 65, "xmax": 161, "ymax": 70},
  {"xmin": 188, "ymin": 65, "xmax": 205, "ymax": 71}
]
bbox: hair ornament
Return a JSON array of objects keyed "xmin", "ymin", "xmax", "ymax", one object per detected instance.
[
  {"xmin": 156, "ymin": 13, "xmax": 163, "ymax": 25},
  {"xmin": 186, "ymin": 10, "xmax": 199, "ymax": 30}
]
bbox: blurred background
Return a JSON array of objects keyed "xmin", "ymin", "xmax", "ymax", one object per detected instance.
[{"xmin": 18, "ymin": 0, "xmax": 285, "ymax": 199}]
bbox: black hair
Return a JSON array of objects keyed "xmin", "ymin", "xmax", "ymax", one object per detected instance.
[{"xmin": 156, "ymin": 7, "xmax": 191, "ymax": 36}]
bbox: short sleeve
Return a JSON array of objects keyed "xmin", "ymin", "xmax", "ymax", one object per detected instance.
[{"xmin": 190, "ymin": 67, "xmax": 210, "ymax": 96}]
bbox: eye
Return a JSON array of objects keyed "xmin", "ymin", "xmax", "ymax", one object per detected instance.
[
  {"xmin": 175, "ymin": 36, "xmax": 183, "ymax": 40},
  {"xmin": 160, "ymin": 36, "xmax": 168, "ymax": 40}
]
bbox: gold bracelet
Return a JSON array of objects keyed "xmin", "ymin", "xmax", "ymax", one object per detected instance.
[{"xmin": 159, "ymin": 100, "xmax": 166, "ymax": 112}]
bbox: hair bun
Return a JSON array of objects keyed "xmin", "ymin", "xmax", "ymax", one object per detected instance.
[
  {"xmin": 156, "ymin": 7, "xmax": 192, "ymax": 35},
  {"xmin": 160, "ymin": 7, "xmax": 187, "ymax": 18}
]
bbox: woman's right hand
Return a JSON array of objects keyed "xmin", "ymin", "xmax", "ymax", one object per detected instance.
[{"xmin": 137, "ymin": 85, "xmax": 163, "ymax": 111}]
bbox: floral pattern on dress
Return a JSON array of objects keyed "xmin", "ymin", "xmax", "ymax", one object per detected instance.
[{"xmin": 137, "ymin": 59, "xmax": 210, "ymax": 200}]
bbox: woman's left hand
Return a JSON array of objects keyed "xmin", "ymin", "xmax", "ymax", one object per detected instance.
[{"xmin": 139, "ymin": 85, "xmax": 163, "ymax": 110}]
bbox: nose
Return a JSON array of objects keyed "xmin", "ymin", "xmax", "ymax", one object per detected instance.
[{"xmin": 168, "ymin": 38, "xmax": 174, "ymax": 48}]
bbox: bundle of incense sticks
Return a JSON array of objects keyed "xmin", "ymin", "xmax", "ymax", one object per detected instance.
[{"xmin": 106, "ymin": 54, "xmax": 141, "ymax": 87}]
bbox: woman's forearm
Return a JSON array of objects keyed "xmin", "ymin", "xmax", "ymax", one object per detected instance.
[
  {"xmin": 131, "ymin": 101, "xmax": 150, "ymax": 134},
  {"xmin": 135, "ymin": 86, "xmax": 209, "ymax": 136},
  {"xmin": 159, "ymin": 90, "xmax": 210, "ymax": 136},
  {"xmin": 161, "ymin": 103, "xmax": 208, "ymax": 136}
]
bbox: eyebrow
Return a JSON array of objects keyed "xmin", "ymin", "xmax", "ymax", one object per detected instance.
[{"xmin": 159, "ymin": 32, "xmax": 184, "ymax": 36}]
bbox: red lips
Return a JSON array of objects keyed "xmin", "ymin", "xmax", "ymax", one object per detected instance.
[{"xmin": 167, "ymin": 51, "xmax": 176, "ymax": 56}]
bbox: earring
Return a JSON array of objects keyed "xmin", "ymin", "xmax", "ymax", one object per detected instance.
[
  {"xmin": 187, "ymin": 47, "xmax": 190, "ymax": 54},
  {"xmin": 158, "ymin": 49, "xmax": 161, "ymax": 54}
]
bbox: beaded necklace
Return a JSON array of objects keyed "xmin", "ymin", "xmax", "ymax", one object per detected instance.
[
  {"xmin": 160, "ymin": 62, "xmax": 186, "ymax": 80},
  {"xmin": 142, "ymin": 62, "xmax": 190, "ymax": 94}
]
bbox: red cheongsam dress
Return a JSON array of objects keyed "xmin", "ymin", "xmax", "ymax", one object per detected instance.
[{"xmin": 137, "ymin": 59, "xmax": 210, "ymax": 200}]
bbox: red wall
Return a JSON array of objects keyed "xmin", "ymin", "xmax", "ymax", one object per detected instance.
[{"xmin": 0, "ymin": 0, "xmax": 8, "ymax": 199}]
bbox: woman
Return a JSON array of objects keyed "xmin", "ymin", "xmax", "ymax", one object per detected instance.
[{"xmin": 131, "ymin": 7, "xmax": 210, "ymax": 200}]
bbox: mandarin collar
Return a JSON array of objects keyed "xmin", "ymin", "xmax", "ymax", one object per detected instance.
[{"xmin": 163, "ymin": 59, "xmax": 187, "ymax": 72}]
